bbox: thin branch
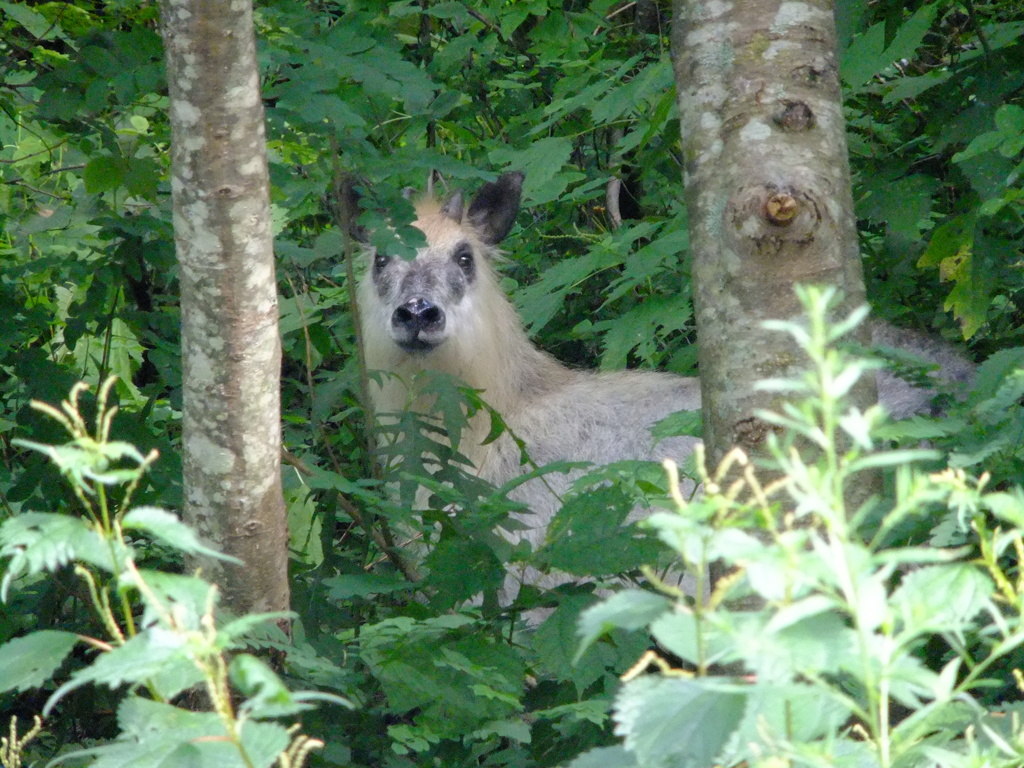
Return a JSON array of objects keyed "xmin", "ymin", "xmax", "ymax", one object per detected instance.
[
  {"xmin": 0, "ymin": 142, "xmax": 70, "ymax": 164},
  {"xmin": 463, "ymin": 5, "xmax": 497, "ymax": 32},
  {"xmin": 282, "ymin": 452, "xmax": 421, "ymax": 583},
  {"xmin": 7, "ymin": 180, "xmax": 71, "ymax": 201}
]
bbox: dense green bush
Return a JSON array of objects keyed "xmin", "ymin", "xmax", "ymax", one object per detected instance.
[
  {"xmin": 576, "ymin": 287, "xmax": 1024, "ymax": 768},
  {"xmin": 0, "ymin": 379, "xmax": 342, "ymax": 767}
]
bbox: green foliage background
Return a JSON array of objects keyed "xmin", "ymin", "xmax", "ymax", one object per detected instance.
[{"xmin": 1, "ymin": 0, "xmax": 1024, "ymax": 766}]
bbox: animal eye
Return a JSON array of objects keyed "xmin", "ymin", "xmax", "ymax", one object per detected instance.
[
  {"xmin": 373, "ymin": 252, "xmax": 390, "ymax": 272},
  {"xmin": 454, "ymin": 244, "xmax": 474, "ymax": 275}
]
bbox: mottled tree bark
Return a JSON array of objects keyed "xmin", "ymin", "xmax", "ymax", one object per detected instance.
[
  {"xmin": 160, "ymin": 0, "xmax": 290, "ymax": 618},
  {"xmin": 671, "ymin": 0, "xmax": 877, "ymax": 470}
]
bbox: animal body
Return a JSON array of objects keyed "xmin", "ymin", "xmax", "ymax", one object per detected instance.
[
  {"xmin": 359, "ymin": 173, "xmax": 700, "ymax": 554},
  {"xmin": 358, "ymin": 171, "xmax": 973, "ymax": 589}
]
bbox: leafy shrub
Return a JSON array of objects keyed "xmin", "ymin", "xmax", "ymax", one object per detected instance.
[
  {"xmin": 575, "ymin": 287, "xmax": 1024, "ymax": 768},
  {"xmin": 0, "ymin": 379, "xmax": 343, "ymax": 768}
]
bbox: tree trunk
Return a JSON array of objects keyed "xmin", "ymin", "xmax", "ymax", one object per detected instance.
[
  {"xmin": 160, "ymin": 0, "xmax": 290, "ymax": 618},
  {"xmin": 671, "ymin": 0, "xmax": 877, "ymax": 471}
]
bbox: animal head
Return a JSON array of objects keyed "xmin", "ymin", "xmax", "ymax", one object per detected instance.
[{"xmin": 358, "ymin": 172, "xmax": 525, "ymax": 387}]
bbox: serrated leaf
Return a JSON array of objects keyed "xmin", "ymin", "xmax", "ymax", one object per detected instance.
[
  {"xmin": 423, "ymin": 534, "xmax": 504, "ymax": 608},
  {"xmin": 128, "ymin": 570, "xmax": 217, "ymax": 630},
  {"xmin": 593, "ymin": 295, "xmax": 692, "ymax": 370},
  {"xmin": 469, "ymin": 717, "xmax": 531, "ymax": 744},
  {"xmin": 489, "ymin": 136, "xmax": 574, "ymax": 204},
  {"xmin": 45, "ymin": 627, "xmax": 193, "ymax": 715},
  {"xmin": 984, "ymin": 489, "xmax": 1024, "ymax": 528},
  {"xmin": 576, "ymin": 590, "xmax": 670, "ymax": 660},
  {"xmin": 649, "ymin": 610, "xmax": 734, "ymax": 668},
  {"xmin": 890, "ymin": 564, "xmax": 992, "ymax": 633},
  {"xmin": 122, "ymin": 506, "xmax": 242, "ymax": 564},
  {"xmin": 516, "ymin": 250, "xmax": 606, "ymax": 333},
  {"xmin": 0, "ymin": 630, "xmax": 79, "ymax": 694},
  {"xmin": 613, "ymin": 675, "xmax": 746, "ymax": 768},
  {"xmin": 842, "ymin": 4, "xmax": 938, "ymax": 90},
  {"xmin": 14, "ymin": 436, "xmax": 148, "ymax": 486},
  {"xmin": 534, "ymin": 593, "xmax": 606, "ymax": 689},
  {"xmin": 590, "ymin": 56, "xmax": 673, "ymax": 125},
  {"xmin": 359, "ymin": 616, "xmax": 523, "ymax": 738},
  {"xmin": 730, "ymin": 682, "xmax": 852, "ymax": 750},
  {"xmin": 873, "ymin": 415, "xmax": 964, "ymax": 441},
  {"xmin": 969, "ymin": 346, "xmax": 1024, "ymax": 400},
  {"xmin": 1, "ymin": 512, "xmax": 118, "ymax": 598},
  {"xmin": 739, "ymin": 610, "xmax": 855, "ymax": 682},
  {"xmin": 650, "ymin": 409, "xmax": 702, "ymax": 442},
  {"xmin": 540, "ymin": 486, "xmax": 660, "ymax": 576},
  {"xmin": 65, "ymin": 697, "xmax": 292, "ymax": 768},
  {"xmin": 564, "ymin": 746, "xmax": 639, "ymax": 768},
  {"xmin": 231, "ymin": 653, "xmax": 352, "ymax": 718},
  {"xmin": 859, "ymin": 174, "xmax": 939, "ymax": 240},
  {"xmin": 534, "ymin": 699, "xmax": 610, "ymax": 726},
  {"xmin": 83, "ymin": 155, "xmax": 126, "ymax": 194},
  {"xmin": 324, "ymin": 573, "xmax": 413, "ymax": 600}
]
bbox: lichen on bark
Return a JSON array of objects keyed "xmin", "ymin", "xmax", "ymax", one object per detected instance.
[
  {"xmin": 671, "ymin": 0, "xmax": 876, "ymax": 468},
  {"xmin": 160, "ymin": 0, "xmax": 290, "ymax": 618}
]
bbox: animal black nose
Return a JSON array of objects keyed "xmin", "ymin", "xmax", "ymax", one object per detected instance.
[{"xmin": 393, "ymin": 298, "xmax": 445, "ymax": 332}]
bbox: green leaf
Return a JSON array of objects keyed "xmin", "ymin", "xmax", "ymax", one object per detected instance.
[
  {"xmin": 953, "ymin": 130, "xmax": 1005, "ymax": 164},
  {"xmin": 231, "ymin": 653, "xmax": 352, "ymax": 718},
  {"xmin": 740, "ymin": 609, "xmax": 856, "ymax": 681},
  {"xmin": 122, "ymin": 506, "xmax": 242, "ymax": 564},
  {"xmin": 593, "ymin": 295, "xmax": 692, "ymax": 370},
  {"xmin": 83, "ymin": 155, "xmax": 127, "ymax": 194},
  {"xmin": 589, "ymin": 57, "xmax": 673, "ymax": 125},
  {"xmin": 469, "ymin": 717, "xmax": 531, "ymax": 744},
  {"xmin": 994, "ymin": 103, "xmax": 1024, "ymax": 135},
  {"xmin": 45, "ymin": 628, "xmax": 195, "ymax": 715},
  {"xmin": 841, "ymin": 4, "xmax": 939, "ymax": 90},
  {"xmin": 729, "ymin": 683, "xmax": 852, "ymax": 751},
  {"xmin": 0, "ymin": 630, "xmax": 79, "ymax": 693},
  {"xmin": 648, "ymin": 610, "xmax": 731, "ymax": 668},
  {"xmin": 969, "ymin": 346, "xmax": 1024, "ymax": 400},
  {"xmin": 67, "ymin": 697, "xmax": 292, "ymax": 768},
  {"xmin": 540, "ymin": 485, "xmax": 661, "ymax": 576},
  {"xmin": 516, "ymin": 251, "xmax": 607, "ymax": 333},
  {"xmin": 324, "ymin": 573, "xmax": 413, "ymax": 600},
  {"xmin": 651, "ymin": 409, "xmax": 702, "ymax": 441},
  {"xmin": 613, "ymin": 675, "xmax": 746, "ymax": 768},
  {"xmin": 890, "ymin": 564, "xmax": 993, "ymax": 634},
  {"xmin": 882, "ymin": 69, "xmax": 952, "ymax": 104},
  {"xmin": 564, "ymin": 746, "xmax": 639, "ymax": 768},
  {"xmin": 13, "ymin": 436, "xmax": 149, "ymax": 486},
  {"xmin": 0, "ymin": 1, "xmax": 66, "ymax": 40},
  {"xmin": 287, "ymin": 486, "xmax": 322, "ymax": 566},
  {"xmin": 1, "ymin": 512, "xmax": 118, "ymax": 599},
  {"xmin": 984, "ymin": 489, "xmax": 1024, "ymax": 528},
  {"xmin": 422, "ymin": 1, "xmax": 467, "ymax": 21},
  {"xmin": 423, "ymin": 534, "xmax": 504, "ymax": 608},
  {"xmin": 359, "ymin": 616, "xmax": 524, "ymax": 739},
  {"xmin": 130, "ymin": 570, "xmax": 217, "ymax": 629},
  {"xmin": 576, "ymin": 590, "xmax": 670, "ymax": 660},
  {"xmin": 489, "ymin": 136, "xmax": 574, "ymax": 204},
  {"xmin": 534, "ymin": 593, "xmax": 602, "ymax": 687},
  {"xmin": 123, "ymin": 156, "xmax": 161, "ymax": 199}
]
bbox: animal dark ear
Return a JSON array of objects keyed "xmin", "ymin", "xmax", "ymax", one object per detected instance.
[{"xmin": 467, "ymin": 171, "xmax": 524, "ymax": 245}]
